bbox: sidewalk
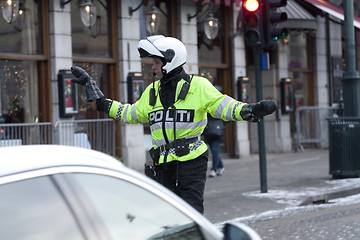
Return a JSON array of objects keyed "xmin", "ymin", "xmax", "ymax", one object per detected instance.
[{"xmin": 203, "ymin": 149, "xmax": 360, "ymax": 224}]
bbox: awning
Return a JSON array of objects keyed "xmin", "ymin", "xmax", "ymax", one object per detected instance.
[
  {"xmin": 279, "ymin": 0, "xmax": 317, "ymax": 30},
  {"xmin": 194, "ymin": 0, "xmax": 316, "ymax": 30},
  {"xmin": 193, "ymin": 0, "xmax": 242, "ymax": 7},
  {"xmin": 302, "ymin": 0, "xmax": 360, "ymax": 29}
]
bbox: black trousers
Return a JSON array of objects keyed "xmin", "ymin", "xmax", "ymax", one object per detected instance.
[{"xmin": 155, "ymin": 155, "xmax": 208, "ymax": 214}]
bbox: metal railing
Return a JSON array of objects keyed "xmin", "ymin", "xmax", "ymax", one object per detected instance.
[
  {"xmin": 0, "ymin": 119, "xmax": 116, "ymax": 156},
  {"xmin": 295, "ymin": 106, "xmax": 340, "ymax": 152},
  {"xmin": 0, "ymin": 122, "xmax": 53, "ymax": 146},
  {"xmin": 55, "ymin": 119, "xmax": 116, "ymax": 156}
]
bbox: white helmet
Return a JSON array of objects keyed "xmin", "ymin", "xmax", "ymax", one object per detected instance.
[{"xmin": 138, "ymin": 35, "xmax": 187, "ymax": 75}]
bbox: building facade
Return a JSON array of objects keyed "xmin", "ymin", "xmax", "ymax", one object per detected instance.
[{"xmin": 0, "ymin": 0, "xmax": 359, "ymax": 170}]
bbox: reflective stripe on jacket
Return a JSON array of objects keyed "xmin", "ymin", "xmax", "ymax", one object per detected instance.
[{"xmin": 108, "ymin": 76, "xmax": 247, "ymax": 164}]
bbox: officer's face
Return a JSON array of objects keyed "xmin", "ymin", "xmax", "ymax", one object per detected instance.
[{"xmin": 152, "ymin": 57, "xmax": 163, "ymax": 79}]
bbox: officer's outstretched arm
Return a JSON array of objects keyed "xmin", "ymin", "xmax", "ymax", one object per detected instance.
[{"xmin": 240, "ymin": 100, "xmax": 277, "ymax": 122}]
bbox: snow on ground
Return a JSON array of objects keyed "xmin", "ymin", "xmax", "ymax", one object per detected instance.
[
  {"xmin": 215, "ymin": 192, "xmax": 360, "ymax": 228},
  {"xmin": 215, "ymin": 178, "xmax": 360, "ymax": 227},
  {"xmin": 243, "ymin": 178, "xmax": 360, "ymax": 206}
]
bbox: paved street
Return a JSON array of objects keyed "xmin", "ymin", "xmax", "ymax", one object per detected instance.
[
  {"xmin": 203, "ymin": 149, "xmax": 360, "ymax": 224},
  {"xmin": 243, "ymin": 200, "xmax": 360, "ymax": 240}
]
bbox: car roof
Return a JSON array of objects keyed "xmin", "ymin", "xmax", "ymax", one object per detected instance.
[{"xmin": 0, "ymin": 145, "xmax": 124, "ymax": 177}]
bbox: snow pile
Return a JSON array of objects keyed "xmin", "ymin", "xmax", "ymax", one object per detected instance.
[{"xmin": 243, "ymin": 178, "xmax": 360, "ymax": 206}]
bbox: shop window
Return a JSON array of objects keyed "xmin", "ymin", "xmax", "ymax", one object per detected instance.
[
  {"xmin": 71, "ymin": 0, "xmax": 111, "ymax": 57},
  {"xmin": 0, "ymin": 0, "xmax": 42, "ymax": 55},
  {"xmin": 139, "ymin": 0, "xmax": 171, "ymax": 38},
  {"xmin": 287, "ymin": 32, "xmax": 314, "ymax": 149},
  {"xmin": 287, "ymin": 32, "xmax": 312, "ymax": 107},
  {"xmin": 0, "ymin": 60, "xmax": 39, "ymax": 123},
  {"xmin": 197, "ymin": 4, "xmax": 224, "ymax": 65},
  {"xmin": 287, "ymin": 32, "xmax": 309, "ymax": 69},
  {"xmin": 0, "ymin": 0, "xmax": 45, "ymax": 124},
  {"xmin": 196, "ymin": 4, "xmax": 233, "ymax": 156},
  {"xmin": 71, "ymin": 1, "xmax": 115, "ymax": 120}
]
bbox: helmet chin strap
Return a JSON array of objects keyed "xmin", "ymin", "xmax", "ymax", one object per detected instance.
[
  {"xmin": 161, "ymin": 68, "xmax": 167, "ymax": 77},
  {"xmin": 160, "ymin": 61, "xmax": 168, "ymax": 79}
]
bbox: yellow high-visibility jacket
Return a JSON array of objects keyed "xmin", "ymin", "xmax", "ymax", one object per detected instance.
[{"xmin": 108, "ymin": 76, "xmax": 247, "ymax": 164}]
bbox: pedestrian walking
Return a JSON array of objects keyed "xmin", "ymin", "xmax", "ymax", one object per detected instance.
[
  {"xmin": 71, "ymin": 35, "xmax": 277, "ymax": 214},
  {"xmin": 203, "ymin": 113, "xmax": 225, "ymax": 177}
]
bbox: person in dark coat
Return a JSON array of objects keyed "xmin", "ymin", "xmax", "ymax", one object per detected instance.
[{"xmin": 203, "ymin": 113, "xmax": 225, "ymax": 177}]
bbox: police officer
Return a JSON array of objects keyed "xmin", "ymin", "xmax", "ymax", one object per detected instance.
[{"xmin": 71, "ymin": 35, "xmax": 277, "ymax": 214}]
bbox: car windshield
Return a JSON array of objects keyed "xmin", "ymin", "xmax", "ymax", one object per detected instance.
[
  {"xmin": 0, "ymin": 176, "xmax": 85, "ymax": 240},
  {"xmin": 72, "ymin": 173, "xmax": 204, "ymax": 240}
]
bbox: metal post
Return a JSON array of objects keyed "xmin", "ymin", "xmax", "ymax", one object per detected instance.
[
  {"xmin": 342, "ymin": 0, "xmax": 360, "ymax": 117},
  {"xmin": 254, "ymin": 47, "xmax": 268, "ymax": 193}
]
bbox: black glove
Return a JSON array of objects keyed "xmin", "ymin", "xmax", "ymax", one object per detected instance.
[
  {"xmin": 240, "ymin": 100, "xmax": 277, "ymax": 122},
  {"xmin": 71, "ymin": 66, "xmax": 104, "ymax": 102}
]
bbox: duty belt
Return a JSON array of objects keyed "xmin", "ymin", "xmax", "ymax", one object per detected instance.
[{"xmin": 149, "ymin": 136, "xmax": 199, "ymax": 163}]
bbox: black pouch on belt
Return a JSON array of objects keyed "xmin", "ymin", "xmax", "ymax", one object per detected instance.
[
  {"xmin": 175, "ymin": 138, "xmax": 190, "ymax": 157},
  {"xmin": 149, "ymin": 147, "xmax": 159, "ymax": 163},
  {"xmin": 144, "ymin": 162, "xmax": 157, "ymax": 181}
]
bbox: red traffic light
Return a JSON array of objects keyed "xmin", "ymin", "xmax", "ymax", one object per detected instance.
[
  {"xmin": 242, "ymin": 0, "xmax": 262, "ymax": 46},
  {"xmin": 243, "ymin": 0, "xmax": 260, "ymax": 12}
]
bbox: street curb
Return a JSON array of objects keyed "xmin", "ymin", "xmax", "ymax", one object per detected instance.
[{"xmin": 299, "ymin": 187, "xmax": 360, "ymax": 206}]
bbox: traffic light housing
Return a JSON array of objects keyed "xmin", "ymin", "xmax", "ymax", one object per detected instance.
[
  {"xmin": 263, "ymin": 0, "xmax": 288, "ymax": 47},
  {"xmin": 242, "ymin": 0, "xmax": 263, "ymax": 47}
]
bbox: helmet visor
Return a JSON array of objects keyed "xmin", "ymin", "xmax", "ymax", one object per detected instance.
[{"xmin": 137, "ymin": 36, "xmax": 164, "ymax": 59}]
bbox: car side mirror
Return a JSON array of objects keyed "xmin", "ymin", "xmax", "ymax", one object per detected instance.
[{"xmin": 223, "ymin": 222, "xmax": 262, "ymax": 240}]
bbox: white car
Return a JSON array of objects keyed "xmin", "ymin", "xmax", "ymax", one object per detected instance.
[{"xmin": 0, "ymin": 145, "xmax": 261, "ymax": 240}]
